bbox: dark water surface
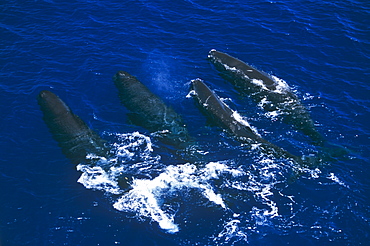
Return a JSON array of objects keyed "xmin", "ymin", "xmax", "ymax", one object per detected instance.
[{"xmin": 1, "ymin": 0, "xmax": 369, "ymax": 245}]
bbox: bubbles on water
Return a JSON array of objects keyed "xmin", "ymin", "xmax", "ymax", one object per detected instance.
[
  {"xmin": 76, "ymin": 131, "xmax": 161, "ymax": 194},
  {"xmin": 77, "ymin": 164, "xmax": 122, "ymax": 195},
  {"xmin": 109, "ymin": 131, "xmax": 155, "ymax": 162},
  {"xmin": 303, "ymin": 92, "xmax": 315, "ymax": 100},
  {"xmin": 213, "ymin": 219, "xmax": 249, "ymax": 244},
  {"xmin": 76, "ymin": 131, "xmax": 250, "ymax": 233},
  {"xmin": 270, "ymin": 75, "xmax": 290, "ymax": 93},
  {"xmin": 327, "ymin": 172, "xmax": 349, "ymax": 188},
  {"xmin": 74, "ymin": 129, "xmax": 333, "ymax": 243},
  {"xmin": 186, "ymin": 89, "xmax": 197, "ymax": 98},
  {"xmin": 231, "ymin": 111, "xmax": 261, "ymax": 137},
  {"xmin": 250, "ymin": 78, "xmax": 270, "ymax": 91},
  {"xmin": 113, "ymin": 161, "xmax": 246, "ymax": 233}
]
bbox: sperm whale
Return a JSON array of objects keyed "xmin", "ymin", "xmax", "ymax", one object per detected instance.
[
  {"xmin": 208, "ymin": 49, "xmax": 324, "ymax": 145},
  {"xmin": 190, "ymin": 78, "xmax": 305, "ymax": 165},
  {"xmin": 113, "ymin": 71, "xmax": 192, "ymax": 149},
  {"xmin": 38, "ymin": 90, "xmax": 109, "ymax": 164}
]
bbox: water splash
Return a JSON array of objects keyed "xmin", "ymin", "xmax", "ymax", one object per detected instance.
[
  {"xmin": 76, "ymin": 131, "xmax": 248, "ymax": 233},
  {"xmin": 113, "ymin": 162, "xmax": 245, "ymax": 233}
]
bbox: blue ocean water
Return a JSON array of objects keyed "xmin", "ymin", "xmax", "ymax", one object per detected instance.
[{"xmin": 1, "ymin": 0, "xmax": 369, "ymax": 245}]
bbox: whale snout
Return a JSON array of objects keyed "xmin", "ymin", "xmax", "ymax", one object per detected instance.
[
  {"xmin": 37, "ymin": 90, "xmax": 60, "ymax": 107},
  {"xmin": 190, "ymin": 78, "xmax": 207, "ymax": 95},
  {"xmin": 38, "ymin": 90, "xmax": 55, "ymax": 101},
  {"xmin": 208, "ymin": 49, "xmax": 220, "ymax": 59},
  {"xmin": 115, "ymin": 71, "xmax": 132, "ymax": 79},
  {"xmin": 38, "ymin": 90, "xmax": 70, "ymax": 117}
]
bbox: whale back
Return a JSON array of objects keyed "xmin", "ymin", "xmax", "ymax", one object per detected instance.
[
  {"xmin": 190, "ymin": 79, "xmax": 305, "ymax": 164},
  {"xmin": 208, "ymin": 49, "xmax": 324, "ymax": 145},
  {"xmin": 114, "ymin": 71, "xmax": 191, "ymax": 147},
  {"xmin": 208, "ymin": 49, "xmax": 277, "ymax": 90},
  {"xmin": 190, "ymin": 79, "xmax": 264, "ymax": 143},
  {"xmin": 38, "ymin": 90, "xmax": 108, "ymax": 164}
]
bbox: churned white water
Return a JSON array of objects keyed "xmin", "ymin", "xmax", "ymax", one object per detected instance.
[{"xmin": 76, "ymin": 131, "xmax": 249, "ymax": 233}]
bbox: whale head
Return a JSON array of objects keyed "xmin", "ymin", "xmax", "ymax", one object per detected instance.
[
  {"xmin": 38, "ymin": 90, "xmax": 71, "ymax": 118},
  {"xmin": 113, "ymin": 70, "xmax": 140, "ymax": 90},
  {"xmin": 113, "ymin": 70, "xmax": 135, "ymax": 83},
  {"xmin": 115, "ymin": 70, "xmax": 132, "ymax": 79}
]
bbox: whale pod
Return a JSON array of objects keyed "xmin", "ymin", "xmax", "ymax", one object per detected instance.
[
  {"xmin": 190, "ymin": 79, "xmax": 303, "ymax": 164},
  {"xmin": 208, "ymin": 49, "xmax": 324, "ymax": 145},
  {"xmin": 38, "ymin": 90, "xmax": 108, "ymax": 164},
  {"xmin": 114, "ymin": 71, "xmax": 192, "ymax": 148}
]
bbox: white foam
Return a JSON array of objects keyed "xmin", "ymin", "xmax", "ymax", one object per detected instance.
[
  {"xmin": 219, "ymin": 60, "xmax": 292, "ymax": 96},
  {"xmin": 207, "ymin": 49, "xmax": 217, "ymax": 59},
  {"xmin": 257, "ymin": 97, "xmax": 282, "ymax": 118},
  {"xmin": 113, "ymin": 177, "xmax": 180, "ymax": 233},
  {"xmin": 249, "ymin": 75, "xmax": 290, "ymax": 95},
  {"xmin": 231, "ymin": 111, "xmax": 261, "ymax": 137},
  {"xmin": 214, "ymin": 219, "xmax": 248, "ymax": 243},
  {"xmin": 251, "ymin": 78, "xmax": 270, "ymax": 91},
  {"xmin": 76, "ymin": 130, "xmax": 298, "ymax": 236},
  {"xmin": 186, "ymin": 89, "xmax": 197, "ymax": 98},
  {"xmin": 327, "ymin": 173, "xmax": 349, "ymax": 188},
  {"xmin": 264, "ymin": 110, "xmax": 280, "ymax": 119},
  {"xmin": 113, "ymin": 162, "xmax": 244, "ymax": 233},
  {"xmin": 202, "ymin": 162, "xmax": 244, "ymax": 178},
  {"xmin": 77, "ymin": 132, "xmax": 157, "ymax": 194},
  {"xmin": 221, "ymin": 63, "xmax": 239, "ymax": 73},
  {"xmin": 303, "ymin": 92, "xmax": 314, "ymax": 100},
  {"xmin": 242, "ymin": 157, "xmax": 289, "ymax": 225},
  {"xmin": 112, "ymin": 131, "xmax": 153, "ymax": 156},
  {"xmin": 308, "ymin": 168, "xmax": 322, "ymax": 179},
  {"xmin": 271, "ymin": 75, "xmax": 290, "ymax": 93},
  {"xmin": 77, "ymin": 164, "xmax": 122, "ymax": 195}
]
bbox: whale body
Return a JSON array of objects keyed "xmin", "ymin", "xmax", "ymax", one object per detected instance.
[
  {"xmin": 190, "ymin": 79, "xmax": 303, "ymax": 164},
  {"xmin": 38, "ymin": 90, "xmax": 109, "ymax": 164},
  {"xmin": 208, "ymin": 49, "xmax": 324, "ymax": 145},
  {"xmin": 190, "ymin": 78, "xmax": 262, "ymax": 143},
  {"xmin": 114, "ymin": 71, "xmax": 192, "ymax": 148}
]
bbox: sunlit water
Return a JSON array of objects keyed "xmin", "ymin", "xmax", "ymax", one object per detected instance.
[{"xmin": 1, "ymin": 0, "xmax": 369, "ymax": 245}]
